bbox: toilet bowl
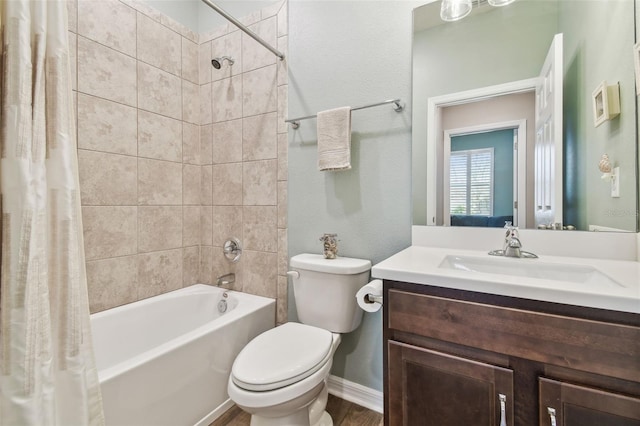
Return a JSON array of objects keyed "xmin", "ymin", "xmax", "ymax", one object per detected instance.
[
  {"xmin": 228, "ymin": 323, "xmax": 340, "ymax": 425},
  {"xmin": 227, "ymin": 254, "xmax": 371, "ymax": 426}
]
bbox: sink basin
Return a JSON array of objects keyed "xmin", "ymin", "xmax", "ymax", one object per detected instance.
[{"xmin": 438, "ymin": 255, "xmax": 624, "ymax": 288}]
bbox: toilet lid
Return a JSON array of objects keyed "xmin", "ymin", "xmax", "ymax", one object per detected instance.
[{"xmin": 231, "ymin": 322, "xmax": 333, "ymax": 392}]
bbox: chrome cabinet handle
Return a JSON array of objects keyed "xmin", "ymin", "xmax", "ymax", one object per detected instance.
[
  {"xmin": 499, "ymin": 394, "xmax": 507, "ymax": 426},
  {"xmin": 547, "ymin": 407, "xmax": 557, "ymax": 426}
]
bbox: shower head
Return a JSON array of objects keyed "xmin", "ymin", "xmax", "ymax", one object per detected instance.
[{"xmin": 211, "ymin": 56, "xmax": 235, "ymax": 69}]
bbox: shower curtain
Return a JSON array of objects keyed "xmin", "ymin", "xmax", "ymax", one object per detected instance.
[{"xmin": 0, "ymin": 0, "xmax": 104, "ymax": 424}]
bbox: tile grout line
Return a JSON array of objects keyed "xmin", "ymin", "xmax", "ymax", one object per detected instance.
[{"xmin": 134, "ymin": 9, "xmax": 141, "ymax": 303}]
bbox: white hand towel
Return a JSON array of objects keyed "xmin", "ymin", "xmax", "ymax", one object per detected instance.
[{"xmin": 317, "ymin": 106, "xmax": 352, "ymax": 171}]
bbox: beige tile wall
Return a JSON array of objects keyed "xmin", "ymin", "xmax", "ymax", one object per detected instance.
[
  {"xmin": 72, "ymin": 0, "xmax": 201, "ymax": 313},
  {"xmin": 199, "ymin": 0, "xmax": 289, "ymax": 324},
  {"xmin": 71, "ymin": 0, "xmax": 288, "ymax": 321}
]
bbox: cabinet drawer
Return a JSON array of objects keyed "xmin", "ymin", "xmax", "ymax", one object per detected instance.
[{"xmin": 388, "ymin": 289, "xmax": 640, "ymax": 382}]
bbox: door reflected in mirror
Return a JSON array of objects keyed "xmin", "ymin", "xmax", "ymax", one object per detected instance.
[{"xmin": 412, "ymin": 0, "xmax": 638, "ymax": 232}]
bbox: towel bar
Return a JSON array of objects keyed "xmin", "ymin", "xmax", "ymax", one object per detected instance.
[{"xmin": 285, "ymin": 98, "xmax": 404, "ymax": 129}]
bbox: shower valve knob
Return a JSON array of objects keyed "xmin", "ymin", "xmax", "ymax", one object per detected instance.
[{"xmin": 223, "ymin": 238, "xmax": 242, "ymax": 263}]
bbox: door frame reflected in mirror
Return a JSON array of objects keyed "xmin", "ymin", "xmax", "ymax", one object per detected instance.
[
  {"xmin": 443, "ymin": 120, "xmax": 527, "ymax": 227},
  {"xmin": 426, "ymin": 78, "xmax": 538, "ymax": 226}
]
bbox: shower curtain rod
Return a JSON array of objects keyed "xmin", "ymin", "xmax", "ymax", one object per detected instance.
[{"xmin": 200, "ymin": 0, "xmax": 285, "ymax": 61}]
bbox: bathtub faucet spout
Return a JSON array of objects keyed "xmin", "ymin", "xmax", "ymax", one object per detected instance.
[{"xmin": 216, "ymin": 273, "xmax": 235, "ymax": 288}]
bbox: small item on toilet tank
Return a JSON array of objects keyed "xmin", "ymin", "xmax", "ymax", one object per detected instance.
[{"xmin": 319, "ymin": 233, "xmax": 338, "ymax": 259}]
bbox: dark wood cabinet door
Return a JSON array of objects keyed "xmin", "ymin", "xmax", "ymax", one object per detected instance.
[
  {"xmin": 388, "ymin": 340, "xmax": 514, "ymax": 426},
  {"xmin": 539, "ymin": 377, "xmax": 640, "ymax": 426}
]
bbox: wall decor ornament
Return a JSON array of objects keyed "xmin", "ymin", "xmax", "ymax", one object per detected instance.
[
  {"xmin": 592, "ymin": 81, "xmax": 621, "ymax": 127},
  {"xmin": 598, "ymin": 153, "xmax": 612, "ymax": 176},
  {"xmin": 319, "ymin": 233, "xmax": 339, "ymax": 259}
]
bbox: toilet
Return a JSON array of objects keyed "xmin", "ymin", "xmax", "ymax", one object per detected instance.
[{"xmin": 227, "ymin": 253, "xmax": 371, "ymax": 426}]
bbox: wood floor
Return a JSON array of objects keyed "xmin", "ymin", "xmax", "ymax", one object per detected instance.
[{"xmin": 210, "ymin": 394, "xmax": 383, "ymax": 426}]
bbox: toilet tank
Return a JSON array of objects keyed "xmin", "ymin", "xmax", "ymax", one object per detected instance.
[{"xmin": 290, "ymin": 254, "xmax": 371, "ymax": 333}]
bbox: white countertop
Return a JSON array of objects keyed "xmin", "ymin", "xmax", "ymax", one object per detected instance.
[{"xmin": 372, "ymin": 246, "xmax": 640, "ymax": 314}]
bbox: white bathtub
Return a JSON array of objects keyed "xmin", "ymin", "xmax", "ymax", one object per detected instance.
[{"xmin": 91, "ymin": 284, "xmax": 275, "ymax": 426}]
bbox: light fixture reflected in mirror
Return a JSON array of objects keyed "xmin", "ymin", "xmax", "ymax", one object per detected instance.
[
  {"xmin": 441, "ymin": 0, "xmax": 516, "ymax": 22},
  {"xmin": 440, "ymin": 0, "xmax": 472, "ymax": 22},
  {"xmin": 488, "ymin": 0, "xmax": 516, "ymax": 7}
]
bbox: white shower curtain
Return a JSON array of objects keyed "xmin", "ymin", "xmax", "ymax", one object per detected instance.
[{"xmin": 0, "ymin": 1, "xmax": 104, "ymax": 424}]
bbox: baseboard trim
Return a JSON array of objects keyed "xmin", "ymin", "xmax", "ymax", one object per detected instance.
[
  {"xmin": 327, "ymin": 375, "xmax": 383, "ymax": 414},
  {"xmin": 195, "ymin": 398, "xmax": 234, "ymax": 426}
]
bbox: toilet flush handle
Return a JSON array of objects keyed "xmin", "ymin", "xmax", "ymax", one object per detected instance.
[{"xmin": 286, "ymin": 270, "xmax": 299, "ymax": 279}]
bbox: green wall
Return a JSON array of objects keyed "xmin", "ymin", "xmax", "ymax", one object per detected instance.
[
  {"xmin": 197, "ymin": 0, "xmax": 281, "ymax": 32},
  {"xmin": 143, "ymin": 0, "xmax": 199, "ymax": 31},
  {"xmin": 288, "ymin": 1, "xmax": 419, "ymax": 392},
  {"xmin": 143, "ymin": 0, "xmax": 282, "ymax": 36},
  {"xmin": 561, "ymin": 0, "xmax": 637, "ymax": 231}
]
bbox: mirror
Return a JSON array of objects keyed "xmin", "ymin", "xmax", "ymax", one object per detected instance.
[{"xmin": 412, "ymin": 0, "xmax": 639, "ymax": 232}]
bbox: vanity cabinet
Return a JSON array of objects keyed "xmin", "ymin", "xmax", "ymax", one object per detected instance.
[{"xmin": 383, "ymin": 281, "xmax": 640, "ymax": 426}]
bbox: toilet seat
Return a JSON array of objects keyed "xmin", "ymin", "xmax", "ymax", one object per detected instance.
[
  {"xmin": 231, "ymin": 322, "xmax": 334, "ymax": 392},
  {"xmin": 228, "ymin": 355, "xmax": 333, "ymax": 413}
]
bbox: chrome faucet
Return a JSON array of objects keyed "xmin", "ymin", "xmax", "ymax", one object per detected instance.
[
  {"xmin": 489, "ymin": 222, "xmax": 538, "ymax": 259},
  {"xmin": 216, "ymin": 272, "xmax": 235, "ymax": 287},
  {"xmin": 503, "ymin": 225, "xmax": 522, "ymax": 258}
]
